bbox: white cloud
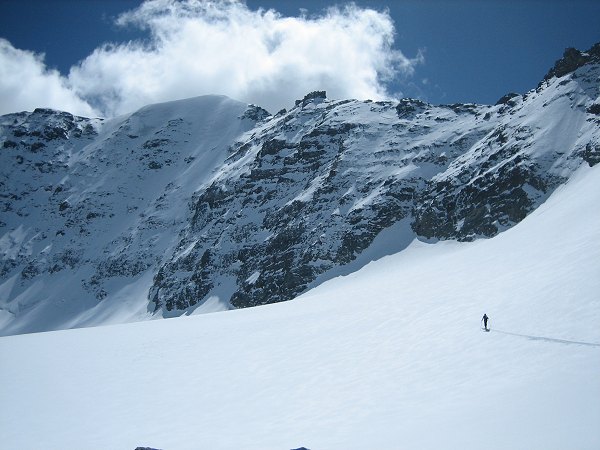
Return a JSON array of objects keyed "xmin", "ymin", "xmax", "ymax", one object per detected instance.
[
  {"xmin": 0, "ymin": 39, "xmax": 97, "ymax": 117},
  {"xmin": 1, "ymin": 0, "xmax": 423, "ymax": 117}
]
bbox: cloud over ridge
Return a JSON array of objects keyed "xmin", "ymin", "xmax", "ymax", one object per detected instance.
[
  {"xmin": 0, "ymin": 39, "xmax": 96, "ymax": 117},
  {"xmin": 1, "ymin": 0, "xmax": 422, "ymax": 117}
]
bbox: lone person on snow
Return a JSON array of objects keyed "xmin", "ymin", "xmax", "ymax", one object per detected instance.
[{"xmin": 482, "ymin": 313, "xmax": 489, "ymax": 331}]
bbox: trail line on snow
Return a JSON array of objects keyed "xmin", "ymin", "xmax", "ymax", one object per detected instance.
[{"xmin": 492, "ymin": 329, "xmax": 600, "ymax": 348}]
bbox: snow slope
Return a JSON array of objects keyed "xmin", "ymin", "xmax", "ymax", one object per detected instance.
[
  {"xmin": 1, "ymin": 156, "xmax": 598, "ymax": 449},
  {"xmin": 0, "ymin": 95, "xmax": 263, "ymax": 335}
]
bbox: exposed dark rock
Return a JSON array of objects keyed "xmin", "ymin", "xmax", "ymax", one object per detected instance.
[
  {"xmin": 48, "ymin": 248, "xmax": 83, "ymax": 273},
  {"xmin": 543, "ymin": 42, "xmax": 600, "ymax": 81},
  {"xmin": 445, "ymin": 103, "xmax": 480, "ymax": 115},
  {"xmin": 496, "ymin": 93, "xmax": 522, "ymax": 106},
  {"xmin": 43, "ymin": 125, "xmax": 69, "ymax": 140},
  {"xmin": 587, "ymin": 104, "xmax": 600, "ymax": 115},
  {"xmin": 21, "ymin": 261, "xmax": 41, "ymax": 279},
  {"xmin": 95, "ymin": 256, "xmax": 151, "ymax": 279},
  {"xmin": 32, "ymin": 108, "xmax": 57, "ymax": 116},
  {"xmin": 83, "ymin": 123, "xmax": 97, "ymax": 136},
  {"xmin": 12, "ymin": 128, "xmax": 27, "ymax": 137},
  {"xmin": 142, "ymin": 138, "xmax": 170, "ymax": 149},
  {"xmin": 30, "ymin": 142, "xmax": 46, "ymax": 152},
  {"xmin": 396, "ymin": 98, "xmax": 427, "ymax": 119},
  {"xmin": 242, "ymin": 104, "xmax": 271, "ymax": 121},
  {"xmin": 412, "ymin": 152, "xmax": 563, "ymax": 241},
  {"xmin": 582, "ymin": 143, "xmax": 600, "ymax": 167},
  {"xmin": 295, "ymin": 90, "xmax": 327, "ymax": 107},
  {"xmin": 86, "ymin": 211, "xmax": 102, "ymax": 220},
  {"xmin": 259, "ymin": 138, "xmax": 290, "ymax": 157}
]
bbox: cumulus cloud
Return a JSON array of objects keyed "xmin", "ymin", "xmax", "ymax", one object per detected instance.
[
  {"xmin": 1, "ymin": 0, "xmax": 423, "ymax": 117},
  {"xmin": 0, "ymin": 39, "xmax": 97, "ymax": 116}
]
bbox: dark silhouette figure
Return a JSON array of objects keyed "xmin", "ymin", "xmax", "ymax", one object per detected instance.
[{"xmin": 482, "ymin": 314, "xmax": 489, "ymax": 331}]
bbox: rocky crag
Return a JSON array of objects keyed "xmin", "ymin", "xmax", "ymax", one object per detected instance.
[{"xmin": 1, "ymin": 45, "xmax": 599, "ymax": 334}]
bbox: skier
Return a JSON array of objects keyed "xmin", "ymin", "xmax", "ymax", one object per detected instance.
[{"xmin": 482, "ymin": 313, "xmax": 489, "ymax": 331}]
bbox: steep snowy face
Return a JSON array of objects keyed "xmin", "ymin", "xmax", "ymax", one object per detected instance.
[
  {"xmin": 1, "ymin": 46, "xmax": 599, "ymax": 334},
  {"xmin": 0, "ymin": 96, "xmax": 263, "ymax": 334},
  {"xmin": 413, "ymin": 55, "xmax": 600, "ymax": 239},
  {"xmin": 150, "ymin": 96, "xmax": 494, "ymax": 311},
  {"xmin": 151, "ymin": 49, "xmax": 600, "ymax": 313}
]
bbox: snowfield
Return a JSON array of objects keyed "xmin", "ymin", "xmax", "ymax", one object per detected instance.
[{"xmin": 1, "ymin": 164, "xmax": 599, "ymax": 449}]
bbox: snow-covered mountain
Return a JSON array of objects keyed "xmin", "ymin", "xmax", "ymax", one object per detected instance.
[
  {"xmin": 1, "ymin": 44, "xmax": 599, "ymax": 335},
  {"xmin": 1, "ymin": 141, "xmax": 599, "ymax": 450}
]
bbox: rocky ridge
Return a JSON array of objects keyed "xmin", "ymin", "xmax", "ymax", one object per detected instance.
[{"xmin": 1, "ymin": 45, "xmax": 599, "ymax": 333}]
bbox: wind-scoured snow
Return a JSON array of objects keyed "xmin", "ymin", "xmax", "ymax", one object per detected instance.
[{"xmin": 1, "ymin": 162, "xmax": 598, "ymax": 450}]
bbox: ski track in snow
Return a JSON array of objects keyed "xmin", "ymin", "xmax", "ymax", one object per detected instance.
[{"xmin": 491, "ymin": 329, "xmax": 600, "ymax": 347}]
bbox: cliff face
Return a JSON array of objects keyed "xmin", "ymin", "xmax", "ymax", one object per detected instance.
[
  {"xmin": 0, "ymin": 96, "xmax": 259, "ymax": 333},
  {"xmin": 1, "ymin": 46, "xmax": 599, "ymax": 334}
]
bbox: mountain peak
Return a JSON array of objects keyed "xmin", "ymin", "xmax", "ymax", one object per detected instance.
[
  {"xmin": 543, "ymin": 42, "xmax": 600, "ymax": 81},
  {"xmin": 295, "ymin": 90, "xmax": 327, "ymax": 107}
]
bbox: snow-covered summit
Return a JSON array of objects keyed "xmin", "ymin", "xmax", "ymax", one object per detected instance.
[{"xmin": 1, "ymin": 46, "xmax": 599, "ymax": 335}]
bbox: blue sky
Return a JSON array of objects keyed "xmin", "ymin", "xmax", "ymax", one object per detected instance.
[
  {"xmin": 247, "ymin": 0, "xmax": 600, "ymax": 104},
  {"xmin": 0, "ymin": 0, "xmax": 598, "ymax": 116}
]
